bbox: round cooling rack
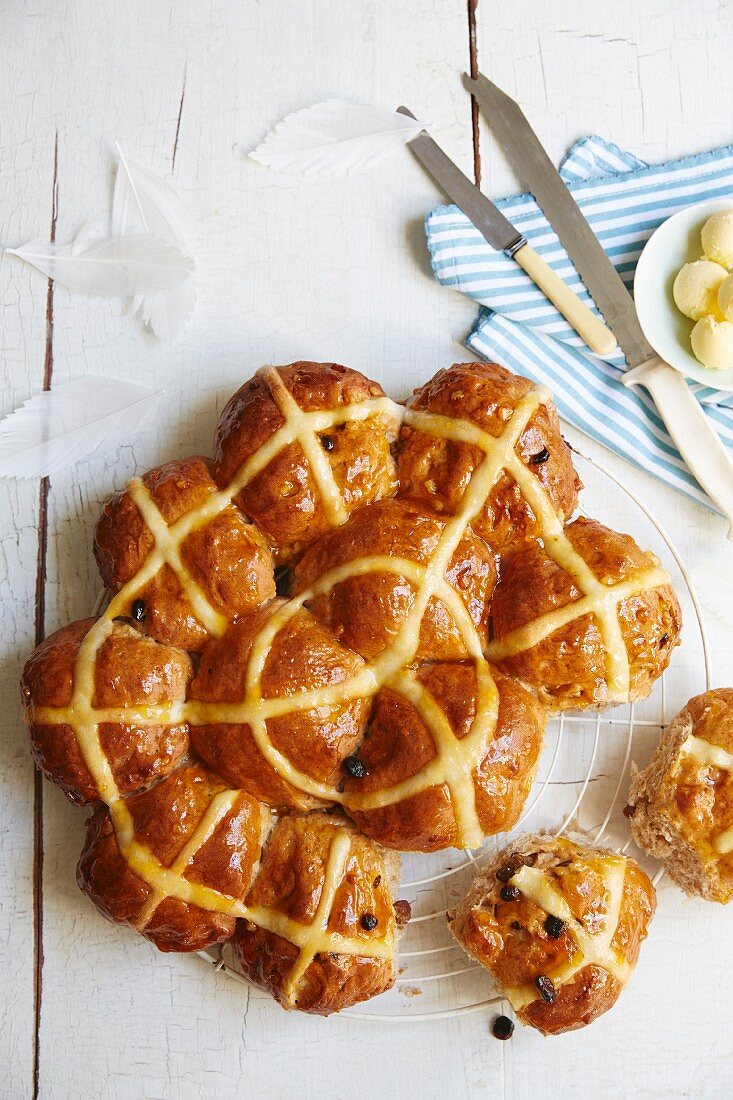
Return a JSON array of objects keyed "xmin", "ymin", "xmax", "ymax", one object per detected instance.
[{"xmin": 197, "ymin": 450, "xmax": 711, "ymax": 1021}]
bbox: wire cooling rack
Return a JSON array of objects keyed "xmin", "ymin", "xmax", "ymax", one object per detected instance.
[{"xmin": 198, "ymin": 450, "xmax": 711, "ymax": 1021}]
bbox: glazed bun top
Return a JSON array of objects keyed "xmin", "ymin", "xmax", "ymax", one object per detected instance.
[
  {"xmin": 398, "ymin": 362, "xmax": 581, "ymax": 557},
  {"xmin": 94, "ymin": 455, "xmax": 275, "ymax": 651},
  {"xmin": 448, "ymin": 833, "xmax": 656, "ymax": 1036},
  {"xmin": 232, "ymin": 811, "xmax": 406, "ymax": 1015},
  {"xmin": 213, "ymin": 362, "xmax": 400, "ymax": 563},
  {"xmin": 293, "ymin": 496, "xmax": 497, "ymax": 660},
  {"xmin": 22, "ymin": 617, "xmax": 192, "ymax": 805},
  {"xmin": 488, "ymin": 517, "xmax": 682, "ymax": 711}
]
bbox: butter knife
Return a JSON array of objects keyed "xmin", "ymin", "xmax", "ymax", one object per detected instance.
[
  {"xmin": 397, "ymin": 106, "xmax": 616, "ymax": 358},
  {"xmin": 466, "ymin": 71, "xmax": 733, "ymax": 536}
]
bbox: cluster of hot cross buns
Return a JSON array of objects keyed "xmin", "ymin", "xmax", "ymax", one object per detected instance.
[{"xmin": 21, "ymin": 360, "xmax": 682, "ymax": 1020}]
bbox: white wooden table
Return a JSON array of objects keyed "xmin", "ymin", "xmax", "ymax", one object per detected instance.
[{"xmin": 2, "ymin": 2, "xmax": 732, "ymax": 1097}]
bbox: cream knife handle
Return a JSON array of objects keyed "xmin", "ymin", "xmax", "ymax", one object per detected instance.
[
  {"xmin": 513, "ymin": 242, "xmax": 617, "ymax": 357},
  {"xmin": 624, "ymin": 356, "xmax": 733, "ymax": 539}
]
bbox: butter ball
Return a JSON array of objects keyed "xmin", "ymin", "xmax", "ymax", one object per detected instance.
[
  {"xmin": 690, "ymin": 316, "xmax": 733, "ymax": 371},
  {"xmin": 701, "ymin": 211, "xmax": 733, "ymax": 269},
  {"xmin": 673, "ymin": 259, "xmax": 727, "ymax": 320},
  {"xmin": 718, "ymin": 274, "xmax": 733, "ymax": 322}
]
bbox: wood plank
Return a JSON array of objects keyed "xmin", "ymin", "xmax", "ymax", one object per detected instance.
[
  {"xmin": 25, "ymin": 1, "xmax": 484, "ymax": 1097},
  {"xmin": 0, "ymin": 5, "xmax": 63, "ymax": 1095}
]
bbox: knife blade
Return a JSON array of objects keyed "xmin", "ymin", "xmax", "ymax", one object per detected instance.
[
  {"xmin": 398, "ymin": 107, "xmax": 524, "ymax": 255},
  {"xmin": 466, "ymin": 70, "xmax": 733, "ymax": 536},
  {"xmin": 398, "ymin": 106, "xmax": 616, "ymax": 357}
]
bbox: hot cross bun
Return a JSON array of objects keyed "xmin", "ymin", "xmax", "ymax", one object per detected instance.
[
  {"xmin": 232, "ymin": 811, "xmax": 408, "ymax": 1015},
  {"xmin": 628, "ymin": 688, "xmax": 733, "ymax": 903},
  {"xmin": 20, "ymin": 359, "xmax": 681, "ymax": 1015},
  {"xmin": 448, "ymin": 834, "xmax": 656, "ymax": 1035},
  {"xmin": 213, "ymin": 362, "xmax": 400, "ymax": 563},
  {"xmin": 488, "ymin": 517, "xmax": 681, "ymax": 710},
  {"xmin": 77, "ymin": 761, "xmax": 270, "ymax": 951},
  {"xmin": 397, "ymin": 361, "xmax": 581, "ymax": 557},
  {"xmin": 21, "ymin": 617, "xmax": 191, "ymax": 804}
]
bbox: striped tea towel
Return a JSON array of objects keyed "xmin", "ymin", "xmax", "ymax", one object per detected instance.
[{"xmin": 425, "ymin": 135, "xmax": 733, "ymax": 513}]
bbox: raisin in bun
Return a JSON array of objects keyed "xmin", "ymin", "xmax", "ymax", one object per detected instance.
[
  {"xmin": 21, "ymin": 618, "xmax": 191, "ymax": 805},
  {"xmin": 628, "ymin": 688, "xmax": 733, "ymax": 903},
  {"xmin": 448, "ymin": 834, "xmax": 655, "ymax": 1035},
  {"xmin": 397, "ymin": 361, "xmax": 581, "ymax": 557},
  {"xmin": 94, "ymin": 455, "xmax": 275, "ymax": 651},
  {"xmin": 77, "ymin": 762, "xmax": 271, "ymax": 952},
  {"xmin": 232, "ymin": 812, "xmax": 409, "ymax": 1015},
  {"xmin": 342, "ymin": 667, "xmax": 546, "ymax": 852},
  {"xmin": 488, "ymin": 517, "xmax": 682, "ymax": 711},
  {"xmin": 213, "ymin": 362, "xmax": 399, "ymax": 563}
]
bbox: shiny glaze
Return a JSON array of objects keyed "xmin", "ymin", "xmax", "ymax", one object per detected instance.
[
  {"xmin": 94, "ymin": 455, "xmax": 275, "ymax": 651},
  {"xmin": 190, "ymin": 603, "xmax": 370, "ymax": 809},
  {"xmin": 451, "ymin": 835, "xmax": 656, "ymax": 1035},
  {"xmin": 489, "ymin": 516, "xmax": 682, "ymax": 710},
  {"xmin": 293, "ymin": 497, "xmax": 497, "ymax": 661},
  {"xmin": 398, "ymin": 361, "xmax": 581, "ymax": 556},
  {"xmin": 213, "ymin": 362, "xmax": 399, "ymax": 563},
  {"xmin": 233, "ymin": 812, "xmax": 400, "ymax": 1014},
  {"xmin": 77, "ymin": 762, "xmax": 269, "ymax": 952},
  {"xmin": 21, "ymin": 618, "xmax": 191, "ymax": 804}
]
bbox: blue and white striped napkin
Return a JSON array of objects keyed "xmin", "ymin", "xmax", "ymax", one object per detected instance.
[{"xmin": 425, "ymin": 136, "xmax": 733, "ymax": 512}]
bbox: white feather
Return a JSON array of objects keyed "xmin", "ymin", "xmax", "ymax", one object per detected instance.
[
  {"xmin": 112, "ymin": 146, "xmax": 196, "ymax": 340},
  {"xmin": 248, "ymin": 99, "xmax": 429, "ymax": 178},
  {"xmin": 0, "ymin": 377, "xmax": 163, "ymax": 479},
  {"xmin": 6, "ymin": 234, "xmax": 193, "ymax": 298}
]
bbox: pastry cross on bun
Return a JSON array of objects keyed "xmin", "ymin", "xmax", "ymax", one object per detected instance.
[
  {"xmin": 488, "ymin": 517, "xmax": 682, "ymax": 711},
  {"xmin": 214, "ymin": 362, "xmax": 400, "ymax": 563},
  {"xmin": 292, "ymin": 496, "xmax": 497, "ymax": 661},
  {"xmin": 448, "ymin": 834, "xmax": 656, "ymax": 1035},
  {"xmin": 397, "ymin": 361, "xmax": 581, "ymax": 557},
  {"xmin": 21, "ymin": 617, "xmax": 192, "ymax": 805},
  {"xmin": 628, "ymin": 688, "xmax": 733, "ymax": 903},
  {"xmin": 189, "ymin": 601, "xmax": 371, "ymax": 810},
  {"xmin": 343, "ymin": 667, "xmax": 545, "ymax": 852},
  {"xmin": 77, "ymin": 761, "xmax": 270, "ymax": 952},
  {"xmin": 94, "ymin": 456, "xmax": 276, "ymax": 651},
  {"xmin": 233, "ymin": 811, "xmax": 408, "ymax": 1015}
]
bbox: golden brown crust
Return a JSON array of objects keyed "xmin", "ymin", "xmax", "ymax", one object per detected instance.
[
  {"xmin": 448, "ymin": 833, "xmax": 655, "ymax": 1036},
  {"xmin": 213, "ymin": 363, "xmax": 398, "ymax": 562},
  {"xmin": 344, "ymin": 665, "xmax": 546, "ymax": 852},
  {"xmin": 520, "ymin": 964, "xmax": 620, "ymax": 1034},
  {"xmin": 293, "ymin": 497, "xmax": 497, "ymax": 660},
  {"xmin": 629, "ymin": 688, "xmax": 733, "ymax": 903},
  {"xmin": 489, "ymin": 517, "xmax": 682, "ymax": 710},
  {"xmin": 232, "ymin": 812, "xmax": 403, "ymax": 1014},
  {"xmin": 77, "ymin": 763, "xmax": 270, "ymax": 952},
  {"xmin": 94, "ymin": 456, "xmax": 275, "ymax": 650},
  {"xmin": 21, "ymin": 358, "xmax": 682, "ymax": 1012},
  {"xmin": 21, "ymin": 619, "xmax": 192, "ymax": 805},
  {"xmin": 397, "ymin": 362, "xmax": 581, "ymax": 555},
  {"xmin": 189, "ymin": 603, "xmax": 370, "ymax": 809}
]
